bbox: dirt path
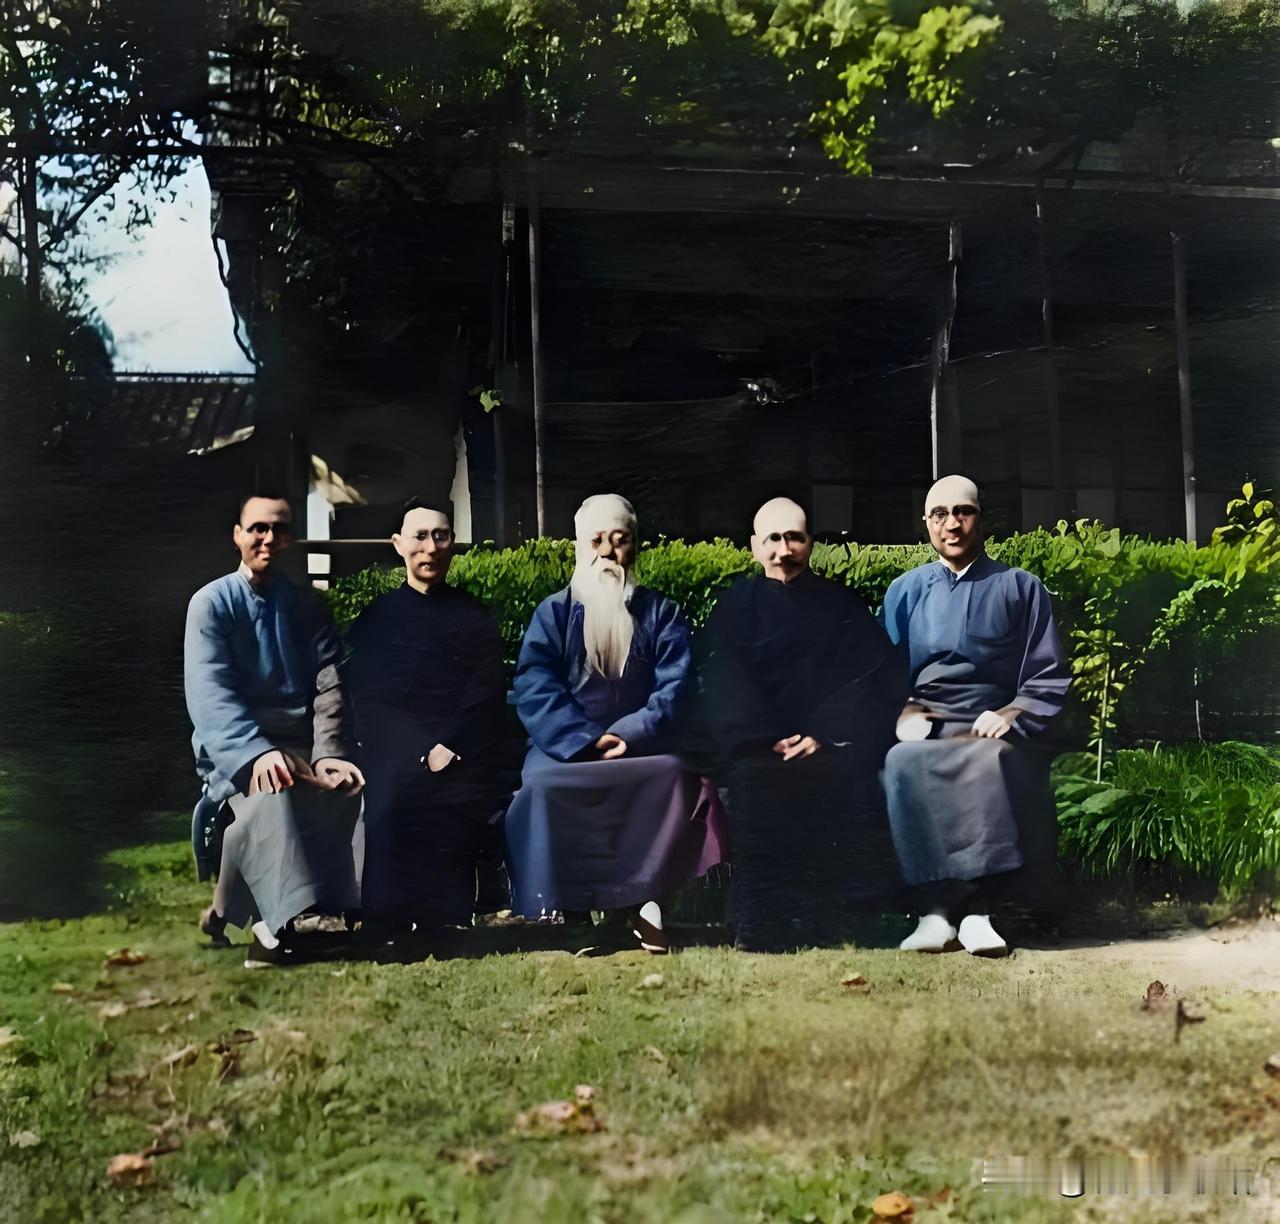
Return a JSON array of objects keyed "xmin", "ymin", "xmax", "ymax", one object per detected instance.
[{"xmin": 1026, "ymin": 918, "xmax": 1280, "ymax": 992}]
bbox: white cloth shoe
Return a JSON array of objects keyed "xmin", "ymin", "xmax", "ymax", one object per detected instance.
[
  {"xmin": 898, "ymin": 912, "xmax": 958, "ymax": 952},
  {"xmin": 957, "ymin": 913, "xmax": 1009, "ymax": 957}
]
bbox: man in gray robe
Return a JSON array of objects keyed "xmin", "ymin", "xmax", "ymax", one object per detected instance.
[
  {"xmin": 184, "ymin": 493, "xmax": 365, "ymax": 966},
  {"xmin": 882, "ymin": 475, "xmax": 1071, "ymax": 956}
]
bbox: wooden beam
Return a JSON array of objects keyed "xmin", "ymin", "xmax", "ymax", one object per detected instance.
[
  {"xmin": 1172, "ymin": 230, "xmax": 1197, "ymax": 544},
  {"xmin": 528, "ymin": 183, "xmax": 547, "ymax": 538},
  {"xmin": 930, "ymin": 218, "xmax": 963, "ymax": 479},
  {"xmin": 1035, "ymin": 181, "xmax": 1065, "ymax": 519}
]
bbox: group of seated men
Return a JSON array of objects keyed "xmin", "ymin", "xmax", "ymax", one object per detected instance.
[{"xmin": 185, "ymin": 474, "xmax": 1071, "ymax": 966}]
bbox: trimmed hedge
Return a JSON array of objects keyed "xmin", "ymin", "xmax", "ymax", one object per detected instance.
[{"xmin": 323, "ymin": 487, "xmax": 1280, "ymax": 755}]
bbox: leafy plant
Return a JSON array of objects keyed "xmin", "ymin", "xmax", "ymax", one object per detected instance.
[{"xmin": 1055, "ymin": 743, "xmax": 1280, "ymax": 902}]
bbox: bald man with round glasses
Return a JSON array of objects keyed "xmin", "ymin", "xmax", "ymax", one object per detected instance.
[{"xmin": 882, "ymin": 475, "xmax": 1071, "ymax": 956}]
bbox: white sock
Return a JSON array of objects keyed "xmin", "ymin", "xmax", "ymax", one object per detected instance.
[
  {"xmin": 639, "ymin": 901, "xmax": 663, "ymax": 930},
  {"xmin": 251, "ymin": 920, "xmax": 279, "ymax": 950},
  {"xmin": 899, "ymin": 910, "xmax": 957, "ymax": 952},
  {"xmin": 957, "ymin": 913, "xmax": 1008, "ymax": 955}
]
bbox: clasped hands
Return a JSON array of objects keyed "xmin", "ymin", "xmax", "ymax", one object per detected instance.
[
  {"xmin": 248, "ymin": 749, "xmax": 365, "ymax": 796},
  {"xmin": 772, "ymin": 733, "xmax": 820, "ymax": 761},
  {"xmin": 895, "ymin": 703, "xmax": 1021, "ymax": 742}
]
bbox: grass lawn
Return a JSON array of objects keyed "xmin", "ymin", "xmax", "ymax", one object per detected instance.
[{"xmin": 3, "ymin": 838, "xmax": 1279, "ymax": 1223}]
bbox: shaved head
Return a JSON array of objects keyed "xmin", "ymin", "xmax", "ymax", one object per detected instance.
[
  {"xmin": 752, "ymin": 497, "xmax": 807, "ymax": 538},
  {"xmin": 924, "ymin": 475, "xmax": 980, "ymax": 516},
  {"xmin": 751, "ymin": 497, "xmax": 812, "ymax": 583}
]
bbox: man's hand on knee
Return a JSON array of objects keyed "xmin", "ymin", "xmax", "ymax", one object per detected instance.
[
  {"xmin": 971, "ymin": 707, "xmax": 1020, "ymax": 739},
  {"xmin": 595, "ymin": 733, "xmax": 628, "ymax": 760},
  {"xmin": 312, "ymin": 757, "xmax": 366, "ymax": 794},
  {"xmin": 249, "ymin": 749, "xmax": 315, "ymax": 796}
]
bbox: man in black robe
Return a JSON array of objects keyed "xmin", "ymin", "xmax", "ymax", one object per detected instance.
[
  {"xmin": 699, "ymin": 497, "xmax": 905, "ymax": 951},
  {"xmin": 343, "ymin": 499, "xmax": 507, "ymax": 940}
]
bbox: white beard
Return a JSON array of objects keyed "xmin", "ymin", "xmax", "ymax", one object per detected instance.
[{"xmin": 570, "ymin": 560, "xmax": 635, "ymax": 681}]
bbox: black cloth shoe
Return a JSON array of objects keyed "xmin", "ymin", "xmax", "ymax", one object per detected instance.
[{"xmin": 243, "ymin": 935, "xmax": 292, "ymax": 969}]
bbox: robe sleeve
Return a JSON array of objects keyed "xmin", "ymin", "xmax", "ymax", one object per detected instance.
[
  {"xmin": 183, "ymin": 589, "xmax": 273, "ymax": 791},
  {"xmin": 442, "ymin": 607, "xmax": 507, "ymax": 761},
  {"xmin": 1011, "ymin": 575, "xmax": 1071, "ymax": 733},
  {"xmin": 513, "ymin": 597, "xmax": 607, "ymax": 762},
  {"xmin": 605, "ymin": 595, "xmax": 691, "ymax": 753},
  {"xmin": 805, "ymin": 594, "xmax": 907, "ymax": 749},
  {"xmin": 698, "ymin": 589, "xmax": 786, "ymax": 756},
  {"xmin": 879, "ymin": 573, "xmax": 912, "ymax": 648}
]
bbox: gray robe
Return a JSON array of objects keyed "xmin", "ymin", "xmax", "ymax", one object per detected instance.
[
  {"xmin": 880, "ymin": 554, "xmax": 1070, "ymax": 886},
  {"xmin": 184, "ymin": 567, "xmax": 363, "ymax": 932}
]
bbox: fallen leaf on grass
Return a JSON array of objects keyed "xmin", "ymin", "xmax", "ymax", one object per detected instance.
[
  {"xmin": 1265, "ymin": 1055, "xmax": 1280, "ymax": 1078},
  {"xmin": 97, "ymin": 991, "xmax": 165, "ymax": 1021},
  {"xmin": 106, "ymin": 1152, "xmax": 154, "ymax": 1187},
  {"xmin": 452, "ymin": 1148, "xmax": 502, "ymax": 1175},
  {"xmin": 141, "ymin": 1135, "xmax": 182, "ymax": 1158},
  {"xmin": 156, "ymin": 1044, "xmax": 201, "ymax": 1071},
  {"xmin": 0, "ymin": 1027, "xmax": 21, "ymax": 1048},
  {"xmin": 50, "ymin": 983, "xmax": 81, "ymax": 996},
  {"xmin": 97, "ymin": 1002, "xmax": 130, "ymax": 1020},
  {"xmin": 871, "ymin": 1190, "xmax": 914, "ymax": 1220},
  {"xmin": 8, "ymin": 1130, "xmax": 40, "ymax": 1149},
  {"xmin": 842, "ymin": 974, "xmax": 868, "ymax": 988},
  {"xmin": 643, "ymin": 1045, "xmax": 668, "ymax": 1065},
  {"xmin": 105, "ymin": 949, "xmax": 148, "ymax": 968},
  {"xmin": 515, "ymin": 1084, "xmax": 606, "ymax": 1135},
  {"xmin": 639, "ymin": 973, "xmax": 665, "ymax": 990}
]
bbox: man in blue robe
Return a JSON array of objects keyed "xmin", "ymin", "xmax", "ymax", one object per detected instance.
[
  {"xmin": 184, "ymin": 494, "xmax": 365, "ymax": 965},
  {"xmin": 344, "ymin": 499, "xmax": 508, "ymax": 941},
  {"xmin": 699, "ymin": 497, "xmax": 905, "ymax": 952},
  {"xmin": 883, "ymin": 475, "xmax": 1071, "ymax": 956},
  {"xmin": 504, "ymin": 493, "xmax": 724, "ymax": 953}
]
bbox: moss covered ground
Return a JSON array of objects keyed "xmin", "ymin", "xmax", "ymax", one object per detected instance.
[{"xmin": 3, "ymin": 837, "xmax": 1279, "ymax": 1223}]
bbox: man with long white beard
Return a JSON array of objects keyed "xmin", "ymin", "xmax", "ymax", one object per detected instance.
[{"xmin": 503, "ymin": 494, "xmax": 725, "ymax": 953}]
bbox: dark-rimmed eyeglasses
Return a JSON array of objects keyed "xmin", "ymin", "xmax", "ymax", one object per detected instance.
[
  {"xmin": 925, "ymin": 505, "xmax": 979, "ymax": 524},
  {"xmin": 242, "ymin": 521, "xmax": 292, "ymax": 537},
  {"xmin": 761, "ymin": 530, "xmax": 809, "ymax": 545}
]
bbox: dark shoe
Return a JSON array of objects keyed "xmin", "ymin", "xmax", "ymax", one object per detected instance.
[
  {"xmin": 243, "ymin": 935, "xmax": 291, "ymax": 969},
  {"xmin": 633, "ymin": 913, "xmax": 670, "ymax": 955},
  {"xmin": 199, "ymin": 905, "xmax": 230, "ymax": 948}
]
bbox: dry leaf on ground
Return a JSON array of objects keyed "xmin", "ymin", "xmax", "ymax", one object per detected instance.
[
  {"xmin": 8, "ymin": 1130, "xmax": 40, "ymax": 1149},
  {"xmin": 106, "ymin": 1152, "xmax": 154, "ymax": 1187},
  {"xmin": 105, "ymin": 949, "xmax": 148, "ymax": 968},
  {"xmin": 97, "ymin": 1001, "xmax": 130, "ymax": 1020},
  {"xmin": 643, "ymin": 1045, "xmax": 668, "ymax": 1065},
  {"xmin": 50, "ymin": 983, "xmax": 80, "ymax": 996},
  {"xmin": 1265, "ymin": 1055, "xmax": 1280, "ymax": 1078},
  {"xmin": 871, "ymin": 1190, "xmax": 914, "ymax": 1219},
  {"xmin": 1141, "ymin": 980, "xmax": 1168, "ymax": 1011},
  {"xmin": 0, "ymin": 1027, "xmax": 21, "ymax": 1048},
  {"xmin": 515, "ymin": 1084, "xmax": 606, "ymax": 1135},
  {"xmin": 639, "ymin": 973, "xmax": 665, "ymax": 990},
  {"xmin": 842, "ymin": 974, "xmax": 868, "ymax": 988}
]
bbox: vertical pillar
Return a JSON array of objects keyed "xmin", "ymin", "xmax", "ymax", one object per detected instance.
[
  {"xmin": 1035, "ymin": 181, "xmax": 1066, "ymax": 520},
  {"xmin": 1172, "ymin": 229, "xmax": 1197, "ymax": 544},
  {"xmin": 527, "ymin": 182, "xmax": 547, "ymax": 538},
  {"xmin": 930, "ymin": 218, "xmax": 963, "ymax": 479}
]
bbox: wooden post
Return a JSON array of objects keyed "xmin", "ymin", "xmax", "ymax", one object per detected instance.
[
  {"xmin": 1035, "ymin": 181, "xmax": 1065, "ymax": 520},
  {"xmin": 1171, "ymin": 229, "xmax": 1197, "ymax": 544},
  {"xmin": 527, "ymin": 183, "xmax": 547, "ymax": 538},
  {"xmin": 929, "ymin": 218, "xmax": 962, "ymax": 479}
]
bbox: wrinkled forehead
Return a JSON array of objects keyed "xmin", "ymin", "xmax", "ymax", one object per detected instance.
[
  {"xmin": 924, "ymin": 476, "xmax": 980, "ymax": 514},
  {"xmin": 400, "ymin": 506, "xmax": 451, "ymax": 535},
  {"xmin": 752, "ymin": 498, "xmax": 807, "ymax": 538},
  {"xmin": 240, "ymin": 497, "xmax": 290, "ymax": 525},
  {"xmin": 574, "ymin": 494, "xmax": 635, "ymax": 541}
]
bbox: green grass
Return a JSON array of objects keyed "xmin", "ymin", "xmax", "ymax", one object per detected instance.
[
  {"xmin": 4, "ymin": 840, "xmax": 1280, "ymax": 1222},
  {"xmin": 1056, "ymin": 743, "xmax": 1280, "ymax": 899}
]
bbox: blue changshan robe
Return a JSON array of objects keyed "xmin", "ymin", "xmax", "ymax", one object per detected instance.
[
  {"xmin": 184, "ymin": 567, "xmax": 363, "ymax": 932},
  {"xmin": 880, "ymin": 553, "xmax": 1071, "ymax": 886},
  {"xmin": 504, "ymin": 585, "xmax": 725, "ymax": 916}
]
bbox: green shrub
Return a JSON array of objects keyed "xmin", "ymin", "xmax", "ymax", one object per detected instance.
[{"xmin": 1054, "ymin": 742, "xmax": 1280, "ymax": 900}]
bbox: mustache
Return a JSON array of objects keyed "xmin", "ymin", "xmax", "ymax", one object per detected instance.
[{"xmin": 592, "ymin": 559, "xmax": 625, "ymax": 578}]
